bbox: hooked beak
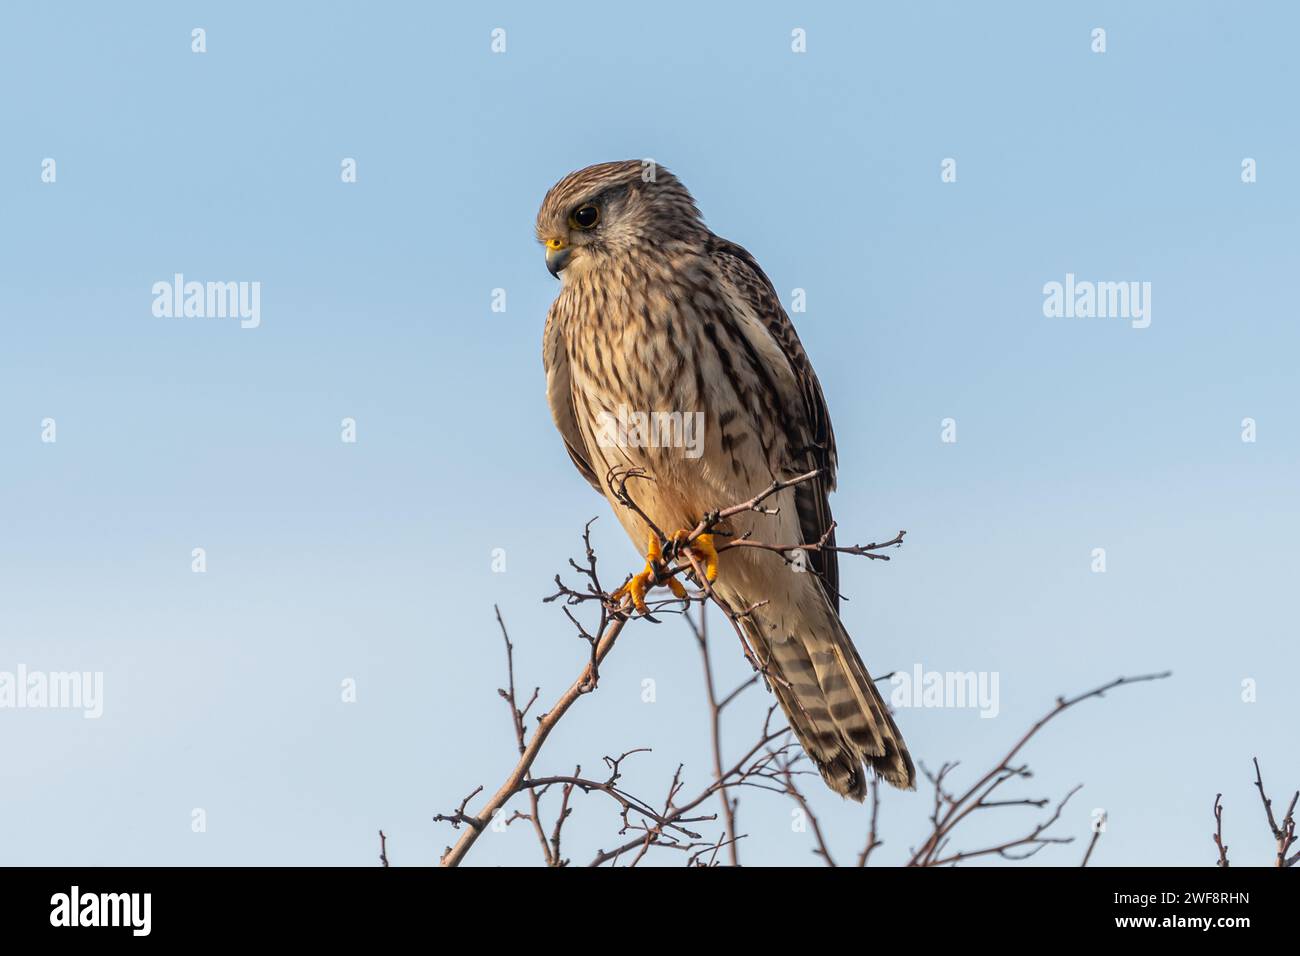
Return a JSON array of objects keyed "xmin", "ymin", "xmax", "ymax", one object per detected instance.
[{"xmin": 545, "ymin": 238, "xmax": 571, "ymax": 278}]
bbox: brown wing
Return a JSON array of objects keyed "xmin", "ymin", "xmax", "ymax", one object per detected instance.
[
  {"xmin": 542, "ymin": 304, "xmax": 601, "ymax": 493},
  {"xmin": 708, "ymin": 236, "xmax": 841, "ymax": 611}
]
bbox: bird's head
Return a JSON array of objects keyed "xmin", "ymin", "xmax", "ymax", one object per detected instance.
[{"xmin": 535, "ymin": 160, "xmax": 705, "ymax": 280}]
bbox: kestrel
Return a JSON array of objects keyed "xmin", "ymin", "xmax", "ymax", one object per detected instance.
[{"xmin": 538, "ymin": 161, "xmax": 914, "ymax": 796}]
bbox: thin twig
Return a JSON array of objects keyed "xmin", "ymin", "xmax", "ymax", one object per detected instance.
[
  {"xmin": 775, "ymin": 751, "xmax": 837, "ymax": 866},
  {"xmin": 494, "ymin": 606, "xmax": 554, "ymax": 866},
  {"xmin": 1213, "ymin": 794, "xmax": 1229, "ymax": 867},
  {"xmin": 685, "ymin": 603, "xmax": 743, "ymax": 866},
  {"xmin": 1081, "ymin": 828, "xmax": 1101, "ymax": 867},
  {"xmin": 906, "ymin": 672, "xmax": 1172, "ymax": 867},
  {"xmin": 1252, "ymin": 757, "xmax": 1299, "ymax": 868},
  {"xmin": 856, "ymin": 780, "xmax": 883, "ymax": 866},
  {"xmin": 436, "ymin": 613, "xmax": 628, "ymax": 866}
]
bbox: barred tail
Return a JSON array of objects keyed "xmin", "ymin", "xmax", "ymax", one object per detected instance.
[{"xmin": 742, "ymin": 604, "xmax": 914, "ymax": 798}]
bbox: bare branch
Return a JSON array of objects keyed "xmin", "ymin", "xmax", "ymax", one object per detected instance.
[
  {"xmin": 435, "ymin": 606, "xmax": 628, "ymax": 866},
  {"xmin": 1252, "ymin": 757, "xmax": 1299, "ymax": 868},
  {"xmin": 494, "ymin": 606, "xmax": 554, "ymax": 866},
  {"xmin": 856, "ymin": 780, "xmax": 883, "ymax": 867},
  {"xmin": 1081, "ymin": 828, "xmax": 1101, "ymax": 867},
  {"xmin": 684, "ymin": 603, "xmax": 744, "ymax": 866},
  {"xmin": 774, "ymin": 750, "xmax": 837, "ymax": 866},
  {"xmin": 906, "ymin": 672, "xmax": 1171, "ymax": 867},
  {"xmin": 1213, "ymin": 793, "xmax": 1229, "ymax": 868},
  {"xmin": 436, "ymin": 467, "xmax": 866, "ymax": 868},
  {"xmin": 588, "ymin": 713, "xmax": 794, "ymax": 867}
]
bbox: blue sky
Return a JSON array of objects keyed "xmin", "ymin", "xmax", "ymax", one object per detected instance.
[{"xmin": 1, "ymin": 1, "xmax": 1295, "ymax": 866}]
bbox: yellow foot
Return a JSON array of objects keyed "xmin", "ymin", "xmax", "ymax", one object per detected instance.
[
  {"xmin": 611, "ymin": 532, "xmax": 687, "ymax": 615},
  {"xmin": 667, "ymin": 529, "xmax": 719, "ymax": 585}
]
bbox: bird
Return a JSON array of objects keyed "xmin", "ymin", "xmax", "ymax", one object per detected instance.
[{"xmin": 537, "ymin": 160, "xmax": 914, "ymax": 797}]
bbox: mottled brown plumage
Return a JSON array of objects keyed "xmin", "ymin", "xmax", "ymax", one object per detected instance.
[{"xmin": 538, "ymin": 160, "xmax": 914, "ymax": 796}]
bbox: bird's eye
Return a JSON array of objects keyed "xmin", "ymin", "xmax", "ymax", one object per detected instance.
[{"xmin": 570, "ymin": 204, "xmax": 600, "ymax": 230}]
